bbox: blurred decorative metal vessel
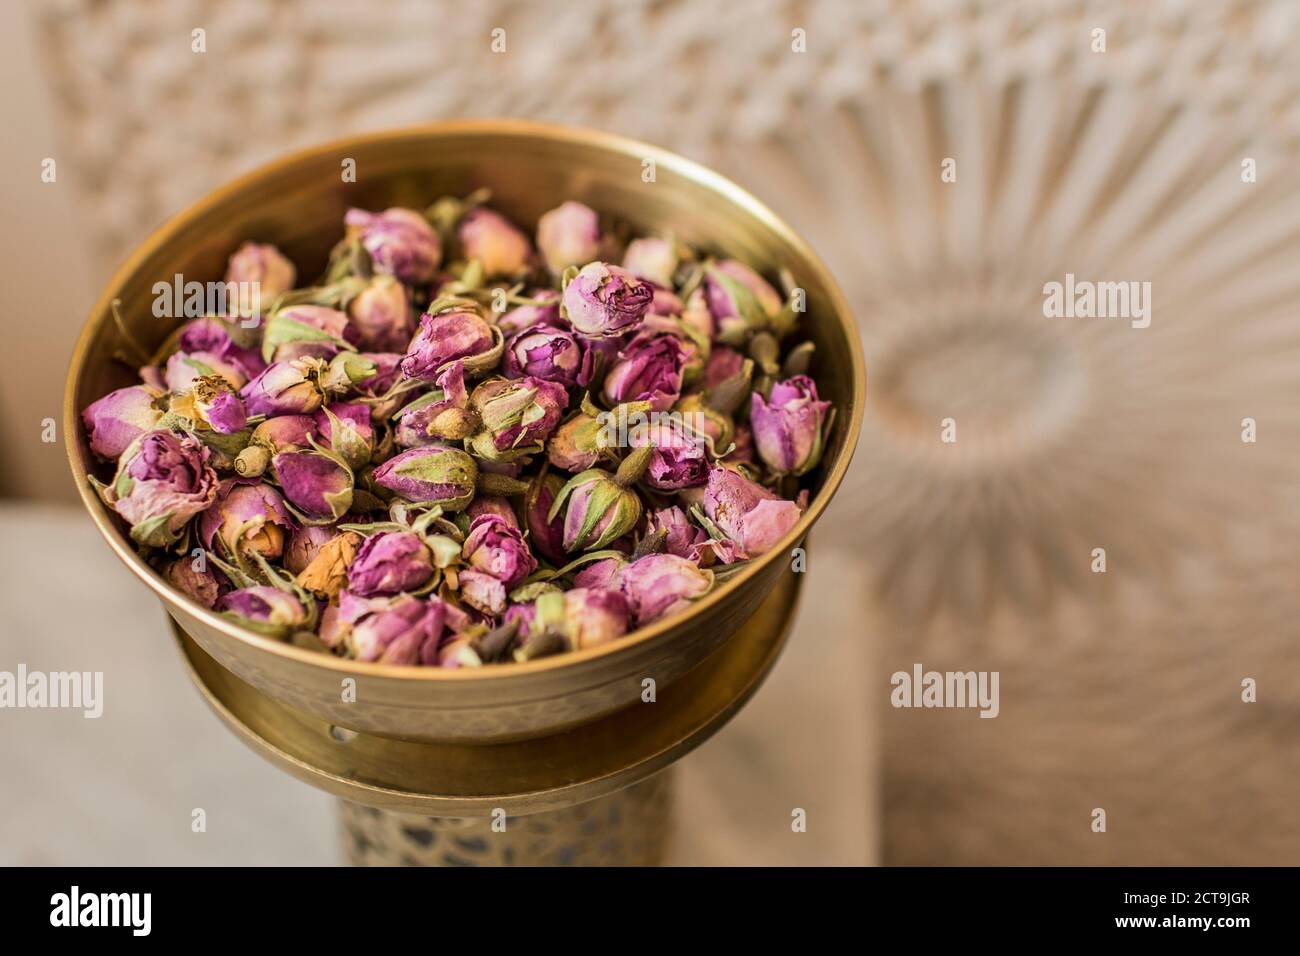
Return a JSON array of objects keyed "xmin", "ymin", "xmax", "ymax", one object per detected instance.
[{"xmin": 64, "ymin": 120, "xmax": 864, "ymax": 744}]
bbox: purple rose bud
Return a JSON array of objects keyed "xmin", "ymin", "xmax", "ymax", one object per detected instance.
[
  {"xmin": 750, "ymin": 375, "xmax": 831, "ymax": 476},
  {"xmin": 703, "ymin": 466, "xmax": 802, "ymax": 556},
  {"xmin": 703, "ymin": 260, "xmax": 783, "ymax": 343},
  {"xmin": 104, "ymin": 431, "xmax": 220, "ymax": 547},
  {"xmin": 165, "ymin": 348, "xmax": 252, "ymax": 392},
  {"xmin": 218, "ymin": 586, "xmax": 311, "ymax": 638},
  {"xmin": 176, "ymin": 318, "xmax": 266, "ymax": 382},
  {"xmin": 326, "ymin": 591, "xmax": 441, "ymax": 664},
  {"xmin": 241, "ymin": 360, "xmax": 323, "ymax": 417},
  {"xmin": 467, "ymin": 376, "xmax": 568, "ymax": 461},
  {"xmin": 622, "ymin": 237, "xmax": 677, "ymax": 289},
  {"xmin": 562, "ymin": 262, "xmax": 652, "ymax": 338},
  {"xmin": 631, "ymin": 420, "xmax": 708, "ymax": 490},
  {"xmin": 503, "ymin": 323, "xmax": 584, "ymax": 387},
  {"xmin": 400, "ymin": 306, "xmax": 496, "ymax": 382},
  {"xmin": 347, "ymin": 276, "xmax": 413, "ymax": 352},
  {"xmin": 463, "ymin": 514, "xmax": 537, "ymax": 590},
  {"xmin": 271, "ymin": 449, "xmax": 354, "ymax": 522},
  {"xmin": 573, "ymin": 556, "xmax": 624, "ymax": 591},
  {"xmin": 262, "ymin": 305, "xmax": 360, "ymax": 363},
  {"xmin": 164, "ymin": 556, "xmax": 225, "ymax": 609},
  {"xmin": 496, "ymin": 290, "xmax": 561, "ymax": 338},
  {"xmin": 459, "ymin": 207, "xmax": 532, "ymax": 276},
  {"xmin": 602, "ymin": 332, "xmax": 688, "ymax": 412},
  {"xmin": 647, "ymin": 506, "xmax": 708, "ymax": 558},
  {"xmin": 224, "ymin": 242, "xmax": 296, "ymax": 314},
  {"xmin": 563, "ymin": 587, "xmax": 629, "ymax": 649},
  {"xmin": 617, "ymin": 553, "xmax": 714, "ymax": 625},
  {"xmin": 371, "ymin": 445, "xmax": 478, "ymax": 509},
  {"xmin": 345, "ymin": 207, "xmax": 441, "ymax": 285},
  {"xmin": 283, "ymin": 524, "xmax": 338, "ymax": 575},
  {"xmin": 314, "ymin": 402, "xmax": 375, "ymax": 468},
  {"xmin": 550, "ymin": 465, "xmax": 644, "ymax": 553},
  {"xmin": 524, "ymin": 472, "xmax": 568, "ymax": 566},
  {"xmin": 199, "ymin": 479, "xmax": 294, "ymax": 559},
  {"xmin": 347, "ymin": 531, "xmax": 434, "ymax": 597},
  {"xmin": 537, "ymin": 201, "xmax": 600, "ymax": 274},
  {"xmin": 466, "ymin": 495, "xmax": 518, "ymax": 528},
  {"xmin": 82, "ymin": 385, "xmax": 163, "ymax": 461}
]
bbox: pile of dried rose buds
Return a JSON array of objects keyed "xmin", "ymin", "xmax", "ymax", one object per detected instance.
[{"xmin": 82, "ymin": 193, "xmax": 833, "ymax": 666}]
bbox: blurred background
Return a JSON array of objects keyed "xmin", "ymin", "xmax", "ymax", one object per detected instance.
[{"xmin": 3, "ymin": 0, "xmax": 1299, "ymax": 864}]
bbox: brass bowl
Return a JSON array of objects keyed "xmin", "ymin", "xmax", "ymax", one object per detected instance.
[{"xmin": 64, "ymin": 119, "xmax": 865, "ymax": 743}]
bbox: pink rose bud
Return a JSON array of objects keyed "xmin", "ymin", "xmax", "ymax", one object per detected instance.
[
  {"xmin": 630, "ymin": 419, "xmax": 709, "ymax": 490},
  {"xmin": 400, "ymin": 306, "xmax": 496, "ymax": 382},
  {"xmin": 164, "ymin": 556, "xmax": 225, "ymax": 609},
  {"xmin": 102, "ymin": 430, "xmax": 220, "ymax": 547},
  {"xmin": 314, "ymin": 402, "xmax": 375, "ymax": 469},
  {"xmin": 466, "ymin": 495, "xmax": 518, "ymax": 528},
  {"xmin": 537, "ymin": 201, "xmax": 600, "ymax": 274},
  {"xmin": 241, "ymin": 360, "xmax": 324, "ymax": 417},
  {"xmin": 347, "ymin": 531, "xmax": 435, "ymax": 597},
  {"xmin": 224, "ymin": 242, "xmax": 297, "ymax": 315},
  {"xmin": 503, "ymin": 323, "xmax": 584, "ymax": 387},
  {"xmin": 164, "ymin": 347, "xmax": 251, "ymax": 393},
  {"xmin": 703, "ymin": 260, "xmax": 783, "ymax": 344},
  {"xmin": 283, "ymin": 524, "xmax": 339, "ymax": 575},
  {"xmin": 467, "ymin": 376, "xmax": 568, "ymax": 461},
  {"xmin": 525, "ymin": 472, "xmax": 568, "ymax": 566},
  {"xmin": 348, "ymin": 275, "xmax": 413, "ymax": 352},
  {"xmin": 703, "ymin": 466, "xmax": 802, "ymax": 556},
  {"xmin": 617, "ymin": 553, "xmax": 714, "ymax": 625},
  {"xmin": 601, "ymin": 332, "xmax": 688, "ymax": 412},
  {"xmin": 271, "ymin": 449, "xmax": 354, "ymax": 522},
  {"xmin": 562, "ymin": 262, "xmax": 652, "ymax": 338},
  {"xmin": 549, "ymin": 456, "xmax": 648, "ymax": 553},
  {"xmin": 324, "ymin": 591, "xmax": 445, "ymax": 664},
  {"xmin": 175, "ymin": 318, "xmax": 266, "ymax": 385},
  {"xmin": 621, "ymin": 237, "xmax": 677, "ymax": 288},
  {"xmin": 199, "ymin": 479, "xmax": 294, "ymax": 559},
  {"xmin": 496, "ymin": 290, "xmax": 561, "ymax": 337},
  {"xmin": 750, "ymin": 375, "xmax": 831, "ymax": 476},
  {"xmin": 218, "ymin": 586, "xmax": 312, "ymax": 639},
  {"xmin": 261, "ymin": 305, "xmax": 360, "ymax": 363},
  {"xmin": 345, "ymin": 207, "xmax": 442, "ymax": 285},
  {"xmin": 463, "ymin": 514, "xmax": 537, "ymax": 591},
  {"xmin": 82, "ymin": 385, "xmax": 164, "ymax": 461},
  {"xmin": 459, "ymin": 207, "xmax": 532, "ymax": 276},
  {"xmin": 562, "ymin": 587, "xmax": 629, "ymax": 649},
  {"xmin": 371, "ymin": 444, "xmax": 478, "ymax": 509}
]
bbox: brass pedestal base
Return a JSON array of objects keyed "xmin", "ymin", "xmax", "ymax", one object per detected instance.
[{"xmin": 172, "ymin": 567, "xmax": 801, "ymax": 864}]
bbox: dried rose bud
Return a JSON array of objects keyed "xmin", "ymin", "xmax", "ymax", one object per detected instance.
[
  {"xmin": 549, "ymin": 448, "xmax": 652, "ymax": 553},
  {"xmin": 82, "ymin": 385, "xmax": 163, "ymax": 461},
  {"xmin": 400, "ymin": 305, "xmax": 496, "ymax": 382},
  {"xmin": 750, "ymin": 375, "xmax": 831, "ymax": 476},
  {"xmin": 466, "ymin": 376, "xmax": 568, "ymax": 461},
  {"xmin": 198, "ymin": 479, "xmax": 293, "ymax": 559},
  {"xmin": 224, "ymin": 241, "xmax": 296, "ymax": 314},
  {"xmin": 240, "ymin": 360, "xmax": 323, "ymax": 417},
  {"xmin": 703, "ymin": 260, "xmax": 782, "ymax": 344},
  {"xmin": 630, "ymin": 419, "xmax": 708, "ymax": 490},
  {"xmin": 524, "ymin": 472, "xmax": 568, "ymax": 566},
  {"xmin": 562, "ymin": 262, "xmax": 652, "ymax": 338},
  {"xmin": 674, "ymin": 393, "xmax": 734, "ymax": 455},
  {"xmin": 100, "ymin": 431, "xmax": 219, "ymax": 547},
  {"xmin": 546, "ymin": 412, "xmax": 607, "ymax": 473},
  {"xmin": 648, "ymin": 286, "xmax": 684, "ymax": 317},
  {"xmin": 169, "ymin": 375, "xmax": 248, "ymax": 435},
  {"xmin": 458, "ymin": 569, "xmax": 508, "ymax": 617},
  {"xmin": 261, "ymin": 305, "xmax": 360, "ymax": 364},
  {"xmin": 371, "ymin": 444, "xmax": 478, "ymax": 509},
  {"xmin": 466, "ymin": 495, "xmax": 518, "ymax": 527},
  {"xmin": 459, "ymin": 207, "xmax": 532, "ymax": 276},
  {"xmin": 646, "ymin": 506, "xmax": 707, "ymax": 559},
  {"xmin": 496, "ymin": 290, "xmax": 561, "ymax": 337},
  {"xmin": 503, "ymin": 323, "xmax": 584, "ymax": 387},
  {"xmin": 725, "ymin": 423, "xmax": 755, "ymax": 465},
  {"xmin": 562, "ymin": 587, "xmax": 629, "ymax": 649},
  {"xmin": 348, "ymin": 275, "xmax": 413, "ymax": 352},
  {"xmin": 283, "ymin": 524, "xmax": 339, "ymax": 575},
  {"xmin": 164, "ymin": 556, "xmax": 224, "ymax": 609},
  {"xmin": 295, "ymin": 530, "xmax": 362, "ymax": 600},
  {"xmin": 537, "ymin": 201, "xmax": 600, "ymax": 274},
  {"xmin": 617, "ymin": 553, "xmax": 714, "ymax": 625},
  {"xmin": 323, "ymin": 590, "xmax": 443, "ymax": 663},
  {"xmin": 345, "ymin": 207, "xmax": 441, "ymax": 284},
  {"xmin": 314, "ymin": 402, "xmax": 375, "ymax": 469},
  {"xmin": 347, "ymin": 531, "xmax": 434, "ymax": 597},
  {"xmin": 218, "ymin": 586, "xmax": 311, "ymax": 639},
  {"xmin": 271, "ymin": 449, "xmax": 354, "ymax": 522},
  {"xmin": 602, "ymin": 332, "xmax": 688, "ymax": 412},
  {"xmin": 165, "ymin": 348, "xmax": 252, "ymax": 393},
  {"xmin": 177, "ymin": 318, "xmax": 266, "ymax": 381},
  {"xmin": 463, "ymin": 514, "xmax": 537, "ymax": 590},
  {"xmin": 703, "ymin": 466, "xmax": 802, "ymax": 556},
  {"xmin": 622, "ymin": 237, "xmax": 677, "ymax": 288}
]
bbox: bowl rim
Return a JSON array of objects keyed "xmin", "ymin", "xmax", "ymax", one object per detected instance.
[{"xmin": 64, "ymin": 117, "xmax": 865, "ymax": 682}]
